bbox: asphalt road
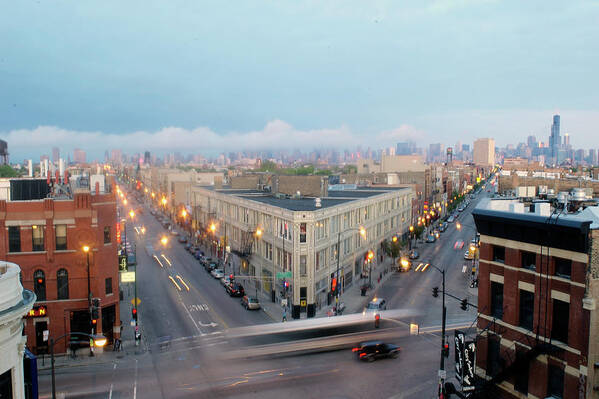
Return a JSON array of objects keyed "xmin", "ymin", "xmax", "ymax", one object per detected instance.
[{"xmin": 37, "ymin": 184, "xmax": 490, "ymax": 399}]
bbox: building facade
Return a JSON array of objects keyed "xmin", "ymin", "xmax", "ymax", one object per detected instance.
[
  {"xmin": 0, "ymin": 179, "xmax": 120, "ymax": 354},
  {"xmin": 192, "ymin": 185, "xmax": 414, "ymax": 318},
  {"xmin": 473, "ymin": 138, "xmax": 496, "ymax": 167},
  {"xmin": 472, "ymin": 198, "xmax": 599, "ymax": 398},
  {"xmin": 0, "ymin": 261, "xmax": 35, "ymax": 399}
]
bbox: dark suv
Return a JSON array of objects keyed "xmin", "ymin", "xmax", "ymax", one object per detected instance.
[
  {"xmin": 353, "ymin": 341, "xmax": 400, "ymax": 362},
  {"xmin": 226, "ymin": 283, "xmax": 245, "ymax": 297}
]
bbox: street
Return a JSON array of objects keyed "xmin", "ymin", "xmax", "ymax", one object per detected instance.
[{"xmin": 38, "ymin": 187, "xmax": 488, "ymax": 399}]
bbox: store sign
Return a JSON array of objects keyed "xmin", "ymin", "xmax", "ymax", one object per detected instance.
[{"xmin": 26, "ymin": 305, "xmax": 48, "ymax": 317}]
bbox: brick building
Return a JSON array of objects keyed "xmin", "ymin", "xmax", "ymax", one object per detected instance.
[
  {"xmin": 472, "ymin": 197, "xmax": 599, "ymax": 398},
  {"xmin": 0, "ymin": 178, "xmax": 120, "ymax": 354}
]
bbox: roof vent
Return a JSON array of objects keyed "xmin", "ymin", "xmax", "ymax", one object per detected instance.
[
  {"xmin": 557, "ymin": 191, "xmax": 568, "ymax": 204},
  {"xmin": 571, "ymin": 188, "xmax": 586, "ymax": 202}
]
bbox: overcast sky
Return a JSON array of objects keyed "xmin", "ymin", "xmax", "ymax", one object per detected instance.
[{"xmin": 1, "ymin": 1, "xmax": 598, "ymax": 160}]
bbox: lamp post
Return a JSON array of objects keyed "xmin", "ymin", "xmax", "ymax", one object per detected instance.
[
  {"xmin": 82, "ymin": 245, "xmax": 93, "ymax": 356},
  {"xmin": 50, "ymin": 332, "xmax": 106, "ymax": 399},
  {"xmin": 335, "ymin": 226, "xmax": 366, "ymax": 312},
  {"xmin": 409, "ymin": 225, "xmax": 414, "ymax": 250},
  {"xmin": 209, "ymin": 222, "xmax": 217, "ymax": 257}
]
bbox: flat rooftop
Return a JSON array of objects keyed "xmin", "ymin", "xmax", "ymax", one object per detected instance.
[{"xmin": 200, "ymin": 185, "xmax": 408, "ymax": 211}]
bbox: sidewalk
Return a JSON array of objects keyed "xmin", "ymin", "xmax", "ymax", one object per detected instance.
[{"xmin": 257, "ymin": 256, "xmax": 398, "ymax": 323}]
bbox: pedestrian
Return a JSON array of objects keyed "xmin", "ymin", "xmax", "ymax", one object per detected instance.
[{"xmin": 282, "ymin": 308, "xmax": 287, "ymax": 322}]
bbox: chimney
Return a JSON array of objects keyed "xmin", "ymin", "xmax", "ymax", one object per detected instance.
[{"xmin": 95, "ymin": 182, "xmax": 100, "ymax": 194}]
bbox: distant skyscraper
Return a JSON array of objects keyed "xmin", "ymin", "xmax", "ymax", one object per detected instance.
[
  {"xmin": 473, "ymin": 138, "xmax": 495, "ymax": 166},
  {"xmin": 144, "ymin": 151, "xmax": 151, "ymax": 165},
  {"xmin": 73, "ymin": 148, "xmax": 86, "ymax": 164},
  {"xmin": 428, "ymin": 143, "xmax": 443, "ymax": 162},
  {"xmin": 527, "ymin": 135, "xmax": 537, "ymax": 148},
  {"xmin": 549, "ymin": 114, "xmax": 561, "ymax": 159},
  {"xmin": 563, "ymin": 133, "xmax": 570, "ymax": 147},
  {"xmin": 461, "ymin": 144, "xmax": 470, "ymax": 152},
  {"xmin": 52, "ymin": 147, "xmax": 60, "ymax": 163}
]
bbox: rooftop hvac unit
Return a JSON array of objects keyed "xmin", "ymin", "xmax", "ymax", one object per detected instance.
[
  {"xmin": 571, "ymin": 187, "xmax": 586, "ymax": 202},
  {"xmin": 557, "ymin": 191, "xmax": 568, "ymax": 205}
]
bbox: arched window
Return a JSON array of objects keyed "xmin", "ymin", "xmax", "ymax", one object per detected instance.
[
  {"xmin": 57, "ymin": 269, "xmax": 69, "ymax": 300},
  {"xmin": 33, "ymin": 270, "xmax": 46, "ymax": 301}
]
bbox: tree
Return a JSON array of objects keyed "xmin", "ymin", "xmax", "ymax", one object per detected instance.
[
  {"xmin": 0, "ymin": 165, "xmax": 19, "ymax": 178},
  {"xmin": 413, "ymin": 225, "xmax": 425, "ymax": 241},
  {"xmin": 383, "ymin": 238, "xmax": 403, "ymax": 266},
  {"xmin": 257, "ymin": 160, "xmax": 278, "ymax": 172}
]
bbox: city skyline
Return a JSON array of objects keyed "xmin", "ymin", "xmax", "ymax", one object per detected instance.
[{"xmin": 2, "ymin": 2, "xmax": 599, "ymax": 159}]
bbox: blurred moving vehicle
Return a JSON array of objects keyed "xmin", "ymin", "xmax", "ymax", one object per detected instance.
[
  {"xmin": 353, "ymin": 341, "xmax": 401, "ymax": 362},
  {"xmin": 241, "ymin": 295, "xmax": 260, "ymax": 310},
  {"xmin": 426, "ymin": 234, "xmax": 436, "ymax": 243},
  {"xmin": 408, "ymin": 250, "xmax": 419, "ymax": 260}
]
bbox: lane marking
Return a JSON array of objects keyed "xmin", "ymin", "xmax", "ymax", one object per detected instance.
[
  {"xmin": 108, "ymin": 362, "xmax": 117, "ymax": 399},
  {"xmin": 133, "ymin": 359, "xmax": 138, "ymax": 399},
  {"xmin": 161, "ymin": 254, "xmax": 172, "ymax": 266},
  {"xmin": 153, "ymin": 255, "xmax": 164, "ymax": 268}
]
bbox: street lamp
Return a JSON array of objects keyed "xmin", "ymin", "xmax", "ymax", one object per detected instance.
[
  {"xmin": 81, "ymin": 245, "xmax": 94, "ymax": 356},
  {"xmin": 409, "ymin": 225, "xmax": 414, "ymax": 250},
  {"xmin": 50, "ymin": 332, "xmax": 106, "ymax": 399},
  {"xmin": 254, "ymin": 227, "xmax": 263, "ymax": 299},
  {"xmin": 161, "ymin": 235, "xmax": 169, "ymax": 247},
  {"xmin": 335, "ymin": 226, "xmax": 366, "ymax": 313}
]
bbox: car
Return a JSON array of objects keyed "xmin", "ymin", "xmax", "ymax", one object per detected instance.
[
  {"xmin": 241, "ymin": 295, "xmax": 260, "ymax": 310},
  {"xmin": 170, "ymin": 230, "xmax": 180, "ymax": 236},
  {"xmin": 426, "ymin": 234, "xmax": 436, "ymax": 243},
  {"xmin": 433, "ymin": 230, "xmax": 440, "ymax": 239},
  {"xmin": 226, "ymin": 283, "xmax": 245, "ymax": 297},
  {"xmin": 353, "ymin": 341, "xmax": 401, "ymax": 362},
  {"xmin": 178, "ymin": 236, "xmax": 187, "ymax": 243},
  {"xmin": 458, "ymin": 206, "xmax": 465, "ymax": 212},
  {"xmin": 211, "ymin": 268, "xmax": 224, "ymax": 279},
  {"xmin": 464, "ymin": 250, "xmax": 474, "ymax": 260},
  {"xmin": 184, "ymin": 242, "xmax": 192, "ymax": 251},
  {"xmin": 447, "ymin": 216, "xmax": 455, "ymax": 223},
  {"xmin": 408, "ymin": 250, "xmax": 419, "ymax": 260},
  {"xmin": 439, "ymin": 223, "xmax": 448, "ymax": 232},
  {"xmin": 364, "ymin": 297, "xmax": 387, "ymax": 313},
  {"xmin": 220, "ymin": 276, "xmax": 231, "ymax": 286}
]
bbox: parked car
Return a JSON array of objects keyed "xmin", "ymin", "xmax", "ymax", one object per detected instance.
[
  {"xmin": 184, "ymin": 242, "xmax": 192, "ymax": 251},
  {"xmin": 447, "ymin": 216, "xmax": 455, "ymax": 223},
  {"xmin": 398, "ymin": 257, "xmax": 411, "ymax": 272},
  {"xmin": 364, "ymin": 297, "xmax": 387, "ymax": 313},
  {"xmin": 241, "ymin": 295, "xmax": 260, "ymax": 310},
  {"xmin": 226, "ymin": 283, "xmax": 245, "ymax": 297},
  {"xmin": 426, "ymin": 234, "xmax": 436, "ymax": 243},
  {"xmin": 211, "ymin": 268, "xmax": 224, "ymax": 279},
  {"xmin": 353, "ymin": 341, "xmax": 401, "ymax": 362},
  {"xmin": 439, "ymin": 222, "xmax": 448, "ymax": 232},
  {"xmin": 433, "ymin": 230, "xmax": 440, "ymax": 239},
  {"xmin": 408, "ymin": 250, "xmax": 419, "ymax": 260},
  {"xmin": 220, "ymin": 276, "xmax": 231, "ymax": 286},
  {"xmin": 178, "ymin": 236, "xmax": 187, "ymax": 243},
  {"xmin": 464, "ymin": 250, "xmax": 474, "ymax": 260},
  {"xmin": 170, "ymin": 230, "xmax": 180, "ymax": 236}
]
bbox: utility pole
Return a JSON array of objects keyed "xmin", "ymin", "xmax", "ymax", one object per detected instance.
[{"xmin": 439, "ymin": 268, "xmax": 447, "ymax": 398}]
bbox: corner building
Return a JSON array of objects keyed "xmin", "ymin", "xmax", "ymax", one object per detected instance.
[
  {"xmin": 472, "ymin": 198, "xmax": 599, "ymax": 398},
  {"xmin": 0, "ymin": 178, "xmax": 120, "ymax": 354},
  {"xmin": 192, "ymin": 184, "xmax": 414, "ymax": 319}
]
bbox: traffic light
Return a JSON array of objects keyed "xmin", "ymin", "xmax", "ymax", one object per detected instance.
[
  {"xmin": 132, "ymin": 308, "xmax": 138, "ymax": 320},
  {"xmin": 432, "ymin": 287, "xmax": 439, "ymax": 298},
  {"xmin": 442, "ymin": 342, "xmax": 449, "ymax": 358},
  {"xmin": 284, "ymin": 280, "xmax": 289, "ymax": 292},
  {"xmin": 461, "ymin": 298, "xmax": 468, "ymax": 311},
  {"xmin": 331, "ymin": 277, "xmax": 337, "ymax": 294},
  {"xmin": 374, "ymin": 313, "xmax": 380, "ymax": 328},
  {"xmin": 91, "ymin": 298, "xmax": 100, "ymax": 322}
]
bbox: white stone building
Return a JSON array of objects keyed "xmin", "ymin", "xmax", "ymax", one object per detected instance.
[
  {"xmin": 0, "ymin": 261, "xmax": 36, "ymax": 398},
  {"xmin": 192, "ymin": 185, "xmax": 414, "ymax": 318}
]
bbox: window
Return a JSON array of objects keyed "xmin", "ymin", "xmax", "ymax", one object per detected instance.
[
  {"xmin": 55, "ymin": 225, "xmax": 67, "ymax": 250},
  {"xmin": 513, "ymin": 348, "xmax": 529, "ymax": 394},
  {"xmin": 104, "ymin": 226, "xmax": 111, "ymax": 244},
  {"xmin": 521, "ymin": 251, "xmax": 536, "ymax": 270},
  {"xmin": 34, "ymin": 270, "xmax": 46, "ymax": 301},
  {"xmin": 300, "ymin": 255, "xmax": 307, "ymax": 276},
  {"xmin": 547, "ymin": 364, "xmax": 564, "ymax": 398},
  {"xmin": 32, "ymin": 225, "xmax": 44, "ymax": 251},
  {"xmin": 492, "ymin": 246, "xmax": 505, "ymax": 263},
  {"xmin": 490, "ymin": 282, "xmax": 503, "ymax": 319},
  {"xmin": 8, "ymin": 226, "xmax": 20, "ymax": 252},
  {"xmin": 551, "ymin": 299, "xmax": 569, "ymax": 343},
  {"xmin": 57, "ymin": 269, "xmax": 69, "ymax": 299},
  {"xmin": 299, "ymin": 223, "xmax": 306, "ymax": 243},
  {"xmin": 105, "ymin": 277, "xmax": 113, "ymax": 294},
  {"xmin": 486, "ymin": 335, "xmax": 501, "ymax": 377},
  {"xmin": 554, "ymin": 258, "xmax": 571, "ymax": 279},
  {"xmin": 518, "ymin": 290, "xmax": 534, "ymax": 330}
]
